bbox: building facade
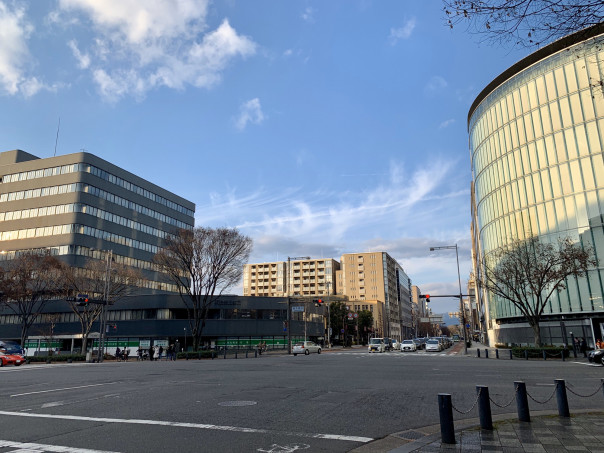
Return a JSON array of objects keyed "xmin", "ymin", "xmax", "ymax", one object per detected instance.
[
  {"xmin": 243, "ymin": 258, "xmax": 339, "ymax": 297},
  {"xmin": 468, "ymin": 25, "xmax": 604, "ymax": 346},
  {"xmin": 0, "ymin": 150, "xmax": 195, "ymax": 294}
]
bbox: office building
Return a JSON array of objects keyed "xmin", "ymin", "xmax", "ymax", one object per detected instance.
[
  {"xmin": 468, "ymin": 24, "xmax": 604, "ymax": 345},
  {"xmin": 0, "ymin": 149, "xmax": 195, "ymax": 294}
]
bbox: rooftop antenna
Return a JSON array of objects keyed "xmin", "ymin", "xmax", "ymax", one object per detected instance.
[{"xmin": 53, "ymin": 117, "xmax": 60, "ymax": 157}]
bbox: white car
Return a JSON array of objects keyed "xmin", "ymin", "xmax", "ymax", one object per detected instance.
[
  {"xmin": 391, "ymin": 340, "xmax": 401, "ymax": 351},
  {"xmin": 293, "ymin": 341, "xmax": 321, "ymax": 356},
  {"xmin": 401, "ymin": 339, "xmax": 417, "ymax": 352},
  {"xmin": 368, "ymin": 338, "xmax": 386, "ymax": 353},
  {"xmin": 425, "ymin": 339, "xmax": 442, "ymax": 352}
]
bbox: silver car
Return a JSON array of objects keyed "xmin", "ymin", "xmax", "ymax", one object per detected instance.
[
  {"xmin": 293, "ymin": 341, "xmax": 321, "ymax": 356},
  {"xmin": 425, "ymin": 339, "xmax": 442, "ymax": 352}
]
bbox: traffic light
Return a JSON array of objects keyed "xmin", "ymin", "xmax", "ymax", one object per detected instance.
[
  {"xmin": 425, "ymin": 294, "xmax": 430, "ymax": 303},
  {"xmin": 314, "ymin": 299, "xmax": 323, "ymax": 306}
]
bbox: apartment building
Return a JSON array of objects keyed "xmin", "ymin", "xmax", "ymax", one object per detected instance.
[
  {"xmin": 0, "ymin": 149, "xmax": 195, "ymax": 294},
  {"xmin": 243, "ymin": 258, "xmax": 339, "ymax": 297}
]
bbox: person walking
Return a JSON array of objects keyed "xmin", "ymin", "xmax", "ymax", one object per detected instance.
[
  {"xmin": 148, "ymin": 345, "xmax": 154, "ymax": 361},
  {"xmin": 580, "ymin": 338, "xmax": 588, "ymax": 357},
  {"xmin": 158, "ymin": 345, "xmax": 164, "ymax": 361},
  {"xmin": 154, "ymin": 345, "xmax": 159, "ymax": 361}
]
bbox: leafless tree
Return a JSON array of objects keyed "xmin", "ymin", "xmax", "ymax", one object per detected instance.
[
  {"xmin": 61, "ymin": 257, "xmax": 142, "ymax": 353},
  {"xmin": 443, "ymin": 0, "xmax": 604, "ymax": 47},
  {"xmin": 154, "ymin": 227, "xmax": 253, "ymax": 351},
  {"xmin": 480, "ymin": 236, "xmax": 596, "ymax": 346},
  {"xmin": 0, "ymin": 252, "xmax": 64, "ymax": 347}
]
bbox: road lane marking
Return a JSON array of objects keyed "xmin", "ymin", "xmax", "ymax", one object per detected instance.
[
  {"xmin": 0, "ymin": 411, "xmax": 373, "ymax": 444},
  {"xmin": 0, "ymin": 439, "xmax": 120, "ymax": 453},
  {"xmin": 11, "ymin": 383, "xmax": 117, "ymax": 398}
]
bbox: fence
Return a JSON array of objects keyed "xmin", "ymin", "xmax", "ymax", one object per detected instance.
[
  {"xmin": 438, "ymin": 378, "xmax": 604, "ymax": 444},
  {"xmin": 475, "ymin": 347, "xmax": 574, "ymax": 360}
]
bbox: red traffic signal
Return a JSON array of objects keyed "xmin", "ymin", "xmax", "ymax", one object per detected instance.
[{"xmin": 425, "ymin": 294, "xmax": 430, "ymax": 302}]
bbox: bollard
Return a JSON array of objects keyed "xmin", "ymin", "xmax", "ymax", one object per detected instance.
[
  {"xmin": 477, "ymin": 348, "xmax": 481, "ymax": 358},
  {"xmin": 224, "ymin": 348, "xmax": 227, "ymax": 359},
  {"xmin": 515, "ymin": 381, "xmax": 530, "ymax": 422},
  {"xmin": 510, "ymin": 349, "xmax": 513, "ymax": 360},
  {"xmin": 601, "ymin": 379, "xmax": 604, "ymax": 400},
  {"xmin": 246, "ymin": 350, "xmax": 248, "ymax": 359},
  {"xmin": 561, "ymin": 350, "xmax": 565, "ymax": 361},
  {"xmin": 212, "ymin": 351, "xmax": 214, "ymax": 360},
  {"xmin": 255, "ymin": 349, "xmax": 257, "ymax": 358},
  {"xmin": 543, "ymin": 350, "xmax": 546, "ymax": 361},
  {"xmin": 235, "ymin": 350, "xmax": 238, "ymax": 359},
  {"xmin": 555, "ymin": 379, "xmax": 570, "ymax": 417},
  {"xmin": 485, "ymin": 349, "xmax": 489, "ymax": 359},
  {"xmin": 496, "ymin": 349, "xmax": 499, "ymax": 359},
  {"xmin": 525, "ymin": 350, "xmax": 528, "ymax": 360},
  {"xmin": 477, "ymin": 385, "xmax": 493, "ymax": 430},
  {"xmin": 438, "ymin": 394, "xmax": 456, "ymax": 444}
]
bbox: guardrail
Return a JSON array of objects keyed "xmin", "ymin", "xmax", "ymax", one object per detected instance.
[{"xmin": 438, "ymin": 378, "xmax": 604, "ymax": 444}]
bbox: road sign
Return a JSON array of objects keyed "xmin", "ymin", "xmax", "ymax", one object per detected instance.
[
  {"xmin": 466, "ymin": 324, "xmax": 471, "ymax": 328},
  {"xmin": 353, "ymin": 313, "xmax": 358, "ymax": 318},
  {"xmin": 347, "ymin": 313, "xmax": 353, "ymax": 319},
  {"xmin": 291, "ymin": 306, "xmax": 304, "ymax": 312}
]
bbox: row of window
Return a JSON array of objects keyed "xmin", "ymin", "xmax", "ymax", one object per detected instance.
[
  {"xmin": 474, "ymin": 122, "xmax": 604, "ymax": 205},
  {"xmin": 469, "ymin": 35, "xmax": 604, "ymax": 138},
  {"xmin": 1, "ymin": 162, "xmax": 195, "ymax": 218},
  {"xmin": 0, "ymin": 202, "xmax": 174, "ymax": 240},
  {"xmin": 0, "ymin": 182, "xmax": 191, "ymax": 230},
  {"xmin": 0, "ymin": 223, "xmax": 159, "ymax": 254}
]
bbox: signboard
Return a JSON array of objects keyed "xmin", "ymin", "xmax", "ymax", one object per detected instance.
[{"xmin": 291, "ymin": 306, "xmax": 305, "ymax": 312}]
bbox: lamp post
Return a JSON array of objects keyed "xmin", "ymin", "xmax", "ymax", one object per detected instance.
[
  {"xmin": 429, "ymin": 244, "xmax": 467, "ymax": 354},
  {"xmin": 184, "ymin": 327, "xmax": 187, "ymax": 354},
  {"xmin": 95, "ymin": 249, "xmax": 113, "ymax": 363}
]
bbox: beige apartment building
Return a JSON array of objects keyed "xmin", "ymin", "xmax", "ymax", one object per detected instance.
[
  {"xmin": 243, "ymin": 258, "xmax": 339, "ymax": 297},
  {"xmin": 336, "ymin": 252, "xmax": 412, "ymax": 341}
]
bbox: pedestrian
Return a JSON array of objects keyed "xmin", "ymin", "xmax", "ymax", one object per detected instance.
[
  {"xmin": 168, "ymin": 344, "xmax": 174, "ymax": 361},
  {"xmin": 580, "ymin": 338, "xmax": 588, "ymax": 357},
  {"xmin": 597, "ymin": 339, "xmax": 602, "ymax": 349},
  {"xmin": 159, "ymin": 345, "xmax": 163, "ymax": 360},
  {"xmin": 137, "ymin": 347, "xmax": 143, "ymax": 361},
  {"xmin": 148, "ymin": 345, "xmax": 154, "ymax": 361},
  {"xmin": 116, "ymin": 347, "xmax": 121, "ymax": 361},
  {"xmin": 124, "ymin": 349, "xmax": 130, "ymax": 361},
  {"xmin": 154, "ymin": 345, "xmax": 159, "ymax": 361}
]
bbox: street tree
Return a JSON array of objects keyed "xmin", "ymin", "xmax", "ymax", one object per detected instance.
[
  {"xmin": 0, "ymin": 252, "xmax": 64, "ymax": 347},
  {"xmin": 61, "ymin": 257, "xmax": 142, "ymax": 353},
  {"xmin": 357, "ymin": 310, "xmax": 373, "ymax": 345},
  {"xmin": 154, "ymin": 226, "xmax": 253, "ymax": 351},
  {"xmin": 443, "ymin": 0, "xmax": 604, "ymax": 47},
  {"xmin": 480, "ymin": 236, "xmax": 596, "ymax": 346},
  {"xmin": 328, "ymin": 301, "xmax": 349, "ymax": 345}
]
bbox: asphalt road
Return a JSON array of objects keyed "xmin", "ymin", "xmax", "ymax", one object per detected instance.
[{"xmin": 0, "ymin": 347, "xmax": 601, "ymax": 453}]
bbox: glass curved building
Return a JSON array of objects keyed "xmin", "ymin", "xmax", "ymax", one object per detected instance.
[{"xmin": 469, "ymin": 24, "xmax": 604, "ymax": 346}]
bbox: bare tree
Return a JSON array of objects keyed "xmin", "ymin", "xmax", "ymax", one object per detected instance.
[
  {"xmin": 154, "ymin": 227, "xmax": 253, "ymax": 351},
  {"xmin": 443, "ymin": 0, "xmax": 604, "ymax": 47},
  {"xmin": 61, "ymin": 257, "xmax": 142, "ymax": 353},
  {"xmin": 0, "ymin": 252, "xmax": 64, "ymax": 347},
  {"xmin": 480, "ymin": 236, "xmax": 596, "ymax": 346}
]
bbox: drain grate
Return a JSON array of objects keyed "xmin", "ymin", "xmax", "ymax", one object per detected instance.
[
  {"xmin": 218, "ymin": 401, "xmax": 257, "ymax": 407},
  {"xmin": 395, "ymin": 430, "xmax": 426, "ymax": 440}
]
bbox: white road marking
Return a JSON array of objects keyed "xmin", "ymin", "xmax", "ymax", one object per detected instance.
[
  {"xmin": 0, "ymin": 411, "xmax": 373, "ymax": 444},
  {"xmin": 11, "ymin": 383, "xmax": 117, "ymax": 398},
  {"xmin": 0, "ymin": 439, "xmax": 120, "ymax": 453}
]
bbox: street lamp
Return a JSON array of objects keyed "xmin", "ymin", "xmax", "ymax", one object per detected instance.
[
  {"xmin": 429, "ymin": 244, "xmax": 467, "ymax": 354},
  {"xmin": 91, "ymin": 249, "xmax": 113, "ymax": 363},
  {"xmin": 184, "ymin": 327, "xmax": 187, "ymax": 354}
]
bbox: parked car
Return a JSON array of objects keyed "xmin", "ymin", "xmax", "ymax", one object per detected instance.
[
  {"xmin": 0, "ymin": 352, "xmax": 24, "ymax": 367},
  {"xmin": 368, "ymin": 338, "xmax": 386, "ymax": 353},
  {"xmin": 425, "ymin": 339, "xmax": 442, "ymax": 352},
  {"xmin": 292, "ymin": 341, "xmax": 321, "ymax": 356},
  {"xmin": 401, "ymin": 339, "xmax": 417, "ymax": 352},
  {"xmin": 587, "ymin": 349, "xmax": 604, "ymax": 365}
]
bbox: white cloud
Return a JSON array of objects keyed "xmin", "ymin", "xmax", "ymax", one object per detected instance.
[
  {"xmin": 283, "ymin": 49, "xmax": 293, "ymax": 57},
  {"xmin": 425, "ymin": 76, "xmax": 448, "ymax": 94},
  {"xmin": 235, "ymin": 97, "xmax": 265, "ymax": 130},
  {"xmin": 439, "ymin": 118, "xmax": 455, "ymax": 129},
  {"xmin": 0, "ymin": 2, "xmax": 34, "ymax": 96},
  {"xmin": 55, "ymin": 1, "xmax": 256, "ymax": 101},
  {"xmin": 301, "ymin": 7, "xmax": 316, "ymax": 23},
  {"xmin": 389, "ymin": 18, "xmax": 416, "ymax": 45}
]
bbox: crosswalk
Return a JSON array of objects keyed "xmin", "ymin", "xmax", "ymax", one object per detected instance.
[{"xmin": 328, "ymin": 351, "xmax": 455, "ymax": 357}]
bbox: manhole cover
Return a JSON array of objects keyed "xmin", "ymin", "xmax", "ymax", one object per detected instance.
[
  {"xmin": 395, "ymin": 430, "xmax": 426, "ymax": 440},
  {"xmin": 218, "ymin": 401, "xmax": 257, "ymax": 407}
]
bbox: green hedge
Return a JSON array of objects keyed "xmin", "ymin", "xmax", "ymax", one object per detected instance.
[
  {"xmin": 510, "ymin": 346, "xmax": 570, "ymax": 359},
  {"xmin": 177, "ymin": 350, "xmax": 216, "ymax": 360},
  {"xmin": 26, "ymin": 354, "xmax": 87, "ymax": 363}
]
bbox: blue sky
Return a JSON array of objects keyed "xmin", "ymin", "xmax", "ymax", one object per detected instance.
[{"xmin": 0, "ymin": 1, "xmax": 530, "ymax": 315}]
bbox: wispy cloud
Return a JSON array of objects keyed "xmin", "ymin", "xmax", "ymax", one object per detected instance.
[
  {"xmin": 425, "ymin": 76, "xmax": 448, "ymax": 95},
  {"xmin": 439, "ymin": 118, "xmax": 455, "ymax": 129},
  {"xmin": 235, "ymin": 97, "xmax": 265, "ymax": 130},
  {"xmin": 389, "ymin": 18, "xmax": 416, "ymax": 45},
  {"xmin": 54, "ymin": 1, "xmax": 256, "ymax": 102},
  {"xmin": 301, "ymin": 7, "xmax": 316, "ymax": 23}
]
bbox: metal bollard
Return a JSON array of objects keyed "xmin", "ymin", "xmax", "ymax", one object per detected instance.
[
  {"xmin": 496, "ymin": 349, "xmax": 499, "ymax": 359},
  {"xmin": 477, "ymin": 385, "xmax": 493, "ymax": 430},
  {"xmin": 477, "ymin": 348, "xmax": 481, "ymax": 358},
  {"xmin": 525, "ymin": 350, "xmax": 528, "ymax": 360},
  {"xmin": 555, "ymin": 379, "xmax": 570, "ymax": 417},
  {"xmin": 561, "ymin": 350, "xmax": 565, "ymax": 361},
  {"xmin": 510, "ymin": 349, "xmax": 513, "ymax": 360},
  {"xmin": 515, "ymin": 381, "xmax": 530, "ymax": 422},
  {"xmin": 438, "ymin": 394, "xmax": 456, "ymax": 444},
  {"xmin": 543, "ymin": 350, "xmax": 546, "ymax": 361},
  {"xmin": 246, "ymin": 350, "xmax": 248, "ymax": 358},
  {"xmin": 485, "ymin": 349, "xmax": 489, "ymax": 359},
  {"xmin": 235, "ymin": 350, "xmax": 238, "ymax": 359},
  {"xmin": 211, "ymin": 351, "xmax": 214, "ymax": 360},
  {"xmin": 255, "ymin": 349, "xmax": 257, "ymax": 358},
  {"xmin": 224, "ymin": 348, "xmax": 227, "ymax": 359}
]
